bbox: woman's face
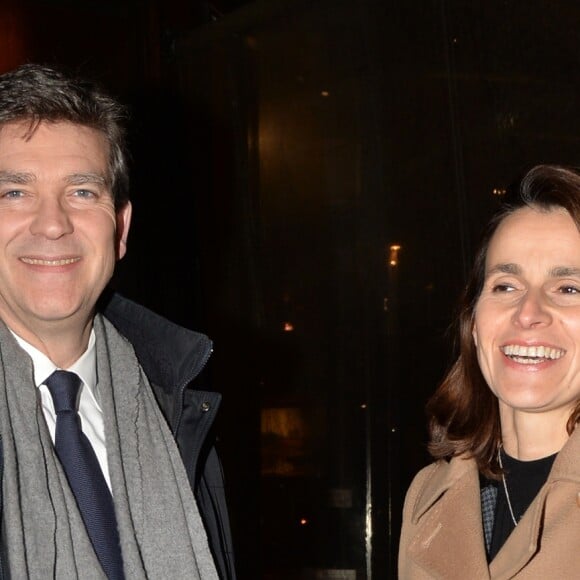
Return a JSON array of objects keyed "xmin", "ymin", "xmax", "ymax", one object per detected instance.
[{"xmin": 473, "ymin": 206, "xmax": 580, "ymax": 421}]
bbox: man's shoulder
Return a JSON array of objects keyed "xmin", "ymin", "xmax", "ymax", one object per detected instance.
[
  {"xmin": 99, "ymin": 291, "xmax": 211, "ymax": 353},
  {"xmin": 99, "ymin": 290, "xmax": 208, "ymax": 341},
  {"xmin": 98, "ymin": 290, "xmax": 213, "ymax": 391}
]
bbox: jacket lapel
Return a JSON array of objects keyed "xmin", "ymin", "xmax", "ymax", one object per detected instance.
[
  {"xmin": 405, "ymin": 430, "xmax": 580, "ymax": 579},
  {"xmin": 488, "ymin": 485, "xmax": 546, "ymax": 578},
  {"xmin": 408, "ymin": 458, "xmax": 490, "ymax": 579},
  {"xmin": 490, "ymin": 427, "xmax": 580, "ymax": 578}
]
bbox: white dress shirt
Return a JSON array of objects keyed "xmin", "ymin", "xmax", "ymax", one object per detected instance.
[{"xmin": 11, "ymin": 329, "xmax": 112, "ymax": 490}]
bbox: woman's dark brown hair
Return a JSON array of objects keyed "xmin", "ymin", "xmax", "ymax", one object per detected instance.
[{"xmin": 427, "ymin": 164, "xmax": 580, "ymax": 478}]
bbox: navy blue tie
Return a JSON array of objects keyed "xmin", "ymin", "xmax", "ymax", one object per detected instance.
[{"xmin": 46, "ymin": 370, "xmax": 124, "ymax": 579}]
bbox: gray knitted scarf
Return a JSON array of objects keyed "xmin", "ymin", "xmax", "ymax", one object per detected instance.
[{"xmin": 0, "ymin": 315, "xmax": 218, "ymax": 579}]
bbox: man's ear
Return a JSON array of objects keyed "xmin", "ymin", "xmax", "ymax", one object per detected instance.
[{"xmin": 116, "ymin": 201, "xmax": 132, "ymax": 260}]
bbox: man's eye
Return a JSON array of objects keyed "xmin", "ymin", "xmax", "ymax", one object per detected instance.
[
  {"xmin": 1, "ymin": 190, "xmax": 23, "ymax": 199},
  {"xmin": 73, "ymin": 189, "xmax": 96, "ymax": 199}
]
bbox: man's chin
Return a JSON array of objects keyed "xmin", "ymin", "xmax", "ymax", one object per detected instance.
[{"xmin": 19, "ymin": 300, "xmax": 89, "ymax": 327}]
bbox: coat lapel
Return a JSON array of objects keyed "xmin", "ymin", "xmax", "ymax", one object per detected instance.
[
  {"xmin": 488, "ymin": 485, "xmax": 546, "ymax": 578},
  {"xmin": 404, "ymin": 429, "xmax": 580, "ymax": 578},
  {"xmin": 408, "ymin": 458, "xmax": 490, "ymax": 579},
  {"xmin": 490, "ymin": 428, "xmax": 580, "ymax": 578}
]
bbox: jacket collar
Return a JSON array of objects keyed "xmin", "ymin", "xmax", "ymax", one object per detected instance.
[
  {"xmin": 547, "ymin": 423, "xmax": 580, "ymax": 483},
  {"xmin": 98, "ymin": 290, "xmax": 214, "ymax": 427},
  {"xmin": 490, "ymin": 426, "xmax": 580, "ymax": 577},
  {"xmin": 411, "ymin": 454, "xmax": 473, "ymax": 524},
  {"xmin": 409, "ymin": 456, "xmax": 491, "ymax": 578},
  {"xmin": 99, "ymin": 290, "xmax": 213, "ymax": 392}
]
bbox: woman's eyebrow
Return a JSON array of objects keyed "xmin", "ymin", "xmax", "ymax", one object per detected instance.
[
  {"xmin": 486, "ymin": 264, "xmax": 580, "ymax": 278},
  {"xmin": 550, "ymin": 266, "xmax": 580, "ymax": 277},
  {"xmin": 486, "ymin": 263, "xmax": 520, "ymax": 276}
]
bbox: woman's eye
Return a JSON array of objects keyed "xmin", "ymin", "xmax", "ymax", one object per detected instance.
[
  {"xmin": 558, "ymin": 285, "xmax": 580, "ymax": 294},
  {"xmin": 492, "ymin": 283, "xmax": 515, "ymax": 292}
]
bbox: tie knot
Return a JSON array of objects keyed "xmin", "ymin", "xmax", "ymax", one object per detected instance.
[{"xmin": 45, "ymin": 370, "xmax": 82, "ymax": 413}]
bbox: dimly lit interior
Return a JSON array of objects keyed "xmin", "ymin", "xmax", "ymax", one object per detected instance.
[{"xmin": 2, "ymin": 1, "xmax": 579, "ymax": 577}]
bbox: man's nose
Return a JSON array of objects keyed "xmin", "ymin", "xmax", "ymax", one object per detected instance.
[{"xmin": 29, "ymin": 197, "xmax": 74, "ymax": 239}]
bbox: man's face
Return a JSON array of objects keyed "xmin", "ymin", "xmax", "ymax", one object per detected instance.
[{"xmin": 0, "ymin": 120, "xmax": 131, "ymax": 340}]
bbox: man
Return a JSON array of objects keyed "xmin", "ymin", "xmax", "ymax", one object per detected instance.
[{"xmin": 0, "ymin": 63, "xmax": 235, "ymax": 579}]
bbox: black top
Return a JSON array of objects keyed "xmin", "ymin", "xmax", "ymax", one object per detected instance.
[{"xmin": 488, "ymin": 449, "xmax": 556, "ymax": 561}]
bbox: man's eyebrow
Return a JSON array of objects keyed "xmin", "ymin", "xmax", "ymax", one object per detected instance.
[
  {"xmin": 0, "ymin": 172, "xmax": 109, "ymax": 186},
  {"xmin": 65, "ymin": 173, "xmax": 107, "ymax": 186},
  {"xmin": 0, "ymin": 171, "xmax": 35, "ymax": 184},
  {"xmin": 486, "ymin": 263, "xmax": 521, "ymax": 276}
]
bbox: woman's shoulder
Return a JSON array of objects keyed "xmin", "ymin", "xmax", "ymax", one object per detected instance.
[
  {"xmin": 406, "ymin": 457, "xmax": 460, "ymax": 491},
  {"xmin": 403, "ymin": 455, "xmax": 476, "ymax": 519},
  {"xmin": 406, "ymin": 461, "xmax": 440, "ymax": 495},
  {"xmin": 403, "ymin": 461, "xmax": 444, "ymax": 510}
]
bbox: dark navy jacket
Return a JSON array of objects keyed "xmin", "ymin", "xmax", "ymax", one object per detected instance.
[{"xmin": 101, "ymin": 291, "xmax": 236, "ymax": 579}]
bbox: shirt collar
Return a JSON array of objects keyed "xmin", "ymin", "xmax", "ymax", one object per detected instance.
[{"xmin": 10, "ymin": 329, "xmax": 99, "ymax": 402}]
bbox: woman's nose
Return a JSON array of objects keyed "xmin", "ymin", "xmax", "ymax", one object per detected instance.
[{"xmin": 512, "ymin": 289, "xmax": 552, "ymax": 328}]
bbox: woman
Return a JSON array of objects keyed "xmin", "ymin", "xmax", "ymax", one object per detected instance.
[{"xmin": 398, "ymin": 164, "xmax": 580, "ymax": 578}]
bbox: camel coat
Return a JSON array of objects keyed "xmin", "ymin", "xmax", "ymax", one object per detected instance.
[{"xmin": 398, "ymin": 428, "xmax": 580, "ymax": 579}]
